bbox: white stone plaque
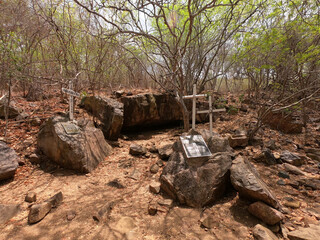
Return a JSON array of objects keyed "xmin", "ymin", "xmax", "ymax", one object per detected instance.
[
  {"xmin": 61, "ymin": 122, "xmax": 80, "ymax": 135},
  {"xmin": 180, "ymin": 135, "xmax": 212, "ymax": 159}
]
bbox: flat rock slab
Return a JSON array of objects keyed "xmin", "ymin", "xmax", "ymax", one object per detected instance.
[
  {"xmin": 230, "ymin": 157, "xmax": 279, "ymax": 208},
  {"xmin": 0, "ymin": 141, "xmax": 19, "ymax": 181},
  {"xmin": 288, "ymin": 224, "xmax": 320, "ymax": 240},
  {"xmin": 160, "ymin": 136, "xmax": 232, "ymax": 207},
  {"xmin": 38, "ymin": 116, "xmax": 112, "ymax": 173},
  {"xmin": 0, "ymin": 204, "xmax": 20, "ymax": 224}
]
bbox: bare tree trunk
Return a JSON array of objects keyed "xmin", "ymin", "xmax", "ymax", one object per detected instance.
[
  {"xmin": 4, "ymin": 79, "xmax": 12, "ymax": 138},
  {"xmin": 177, "ymin": 95, "xmax": 190, "ymax": 131}
]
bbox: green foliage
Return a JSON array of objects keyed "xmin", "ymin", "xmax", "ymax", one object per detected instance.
[
  {"xmin": 227, "ymin": 105, "xmax": 238, "ymax": 115},
  {"xmin": 238, "ymin": 94, "xmax": 244, "ymax": 103}
]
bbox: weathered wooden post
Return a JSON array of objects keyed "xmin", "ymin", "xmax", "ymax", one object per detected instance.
[{"xmin": 62, "ymin": 82, "xmax": 80, "ymax": 121}]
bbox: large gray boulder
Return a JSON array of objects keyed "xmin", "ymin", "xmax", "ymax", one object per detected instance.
[
  {"xmin": 38, "ymin": 116, "xmax": 112, "ymax": 173},
  {"xmin": 0, "ymin": 141, "xmax": 19, "ymax": 181},
  {"xmin": 81, "ymin": 96, "xmax": 123, "ymax": 140},
  {"xmin": 230, "ymin": 157, "xmax": 280, "ymax": 208},
  {"xmin": 122, "ymin": 93, "xmax": 182, "ymax": 128},
  {"xmin": 160, "ymin": 134, "xmax": 232, "ymax": 208}
]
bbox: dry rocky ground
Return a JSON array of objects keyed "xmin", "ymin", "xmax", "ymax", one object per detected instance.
[{"xmin": 0, "ymin": 91, "xmax": 319, "ymax": 240}]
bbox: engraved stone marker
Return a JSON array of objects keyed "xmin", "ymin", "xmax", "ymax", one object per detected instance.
[{"xmin": 180, "ymin": 135, "xmax": 212, "ymax": 159}]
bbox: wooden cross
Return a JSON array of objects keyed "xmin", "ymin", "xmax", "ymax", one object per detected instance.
[
  {"xmin": 62, "ymin": 81, "xmax": 80, "ymax": 121},
  {"xmin": 183, "ymin": 84, "xmax": 226, "ymax": 136}
]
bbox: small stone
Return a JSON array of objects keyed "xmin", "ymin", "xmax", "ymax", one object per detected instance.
[
  {"xmin": 149, "ymin": 144, "xmax": 158, "ymax": 153},
  {"xmin": 121, "ymin": 135, "xmax": 129, "ymax": 140},
  {"xmin": 128, "ymin": 169, "xmax": 141, "ymax": 180},
  {"xmin": 305, "ymin": 148, "xmax": 320, "ymax": 162},
  {"xmin": 66, "ymin": 210, "xmax": 76, "ymax": 221},
  {"xmin": 252, "ymin": 224, "xmax": 278, "ymax": 240},
  {"xmin": 115, "ymin": 90, "xmax": 124, "ymax": 98},
  {"xmin": 240, "ymin": 105, "xmax": 248, "ymax": 112},
  {"xmin": 248, "ymin": 201, "xmax": 284, "ymax": 225},
  {"xmin": 28, "ymin": 202, "xmax": 52, "ymax": 224},
  {"xmin": 156, "ymin": 160, "xmax": 164, "ymax": 167},
  {"xmin": 265, "ymin": 140, "xmax": 277, "ymax": 150},
  {"xmin": 273, "ymin": 152, "xmax": 281, "ymax": 160},
  {"xmin": 149, "ymin": 182, "xmax": 161, "ymax": 194},
  {"xmin": 158, "ymin": 199, "xmax": 173, "ymax": 208},
  {"xmin": 283, "ymin": 197, "xmax": 301, "ymax": 209},
  {"xmin": 283, "ymin": 163, "xmax": 306, "ymax": 175},
  {"xmin": 28, "ymin": 154, "xmax": 41, "ymax": 164},
  {"xmin": 269, "ymin": 224, "xmax": 280, "ymax": 233},
  {"xmin": 31, "ymin": 118, "xmax": 41, "ymax": 126},
  {"xmin": 16, "ymin": 112, "xmax": 29, "ymax": 121},
  {"xmin": 277, "ymin": 179, "xmax": 286, "ymax": 186},
  {"xmin": 263, "ymin": 149, "xmax": 277, "ymax": 165},
  {"xmin": 278, "ymin": 171, "xmax": 290, "ymax": 179},
  {"xmin": 228, "ymin": 135, "xmax": 248, "ymax": 148},
  {"xmin": 45, "ymin": 192, "xmax": 63, "ymax": 208},
  {"xmin": 129, "ymin": 143, "xmax": 147, "ymax": 156},
  {"xmin": 299, "ymin": 179, "xmax": 320, "ymax": 190},
  {"xmin": 282, "ymin": 207, "xmax": 291, "ymax": 214},
  {"xmin": 158, "ymin": 144, "xmax": 173, "ymax": 160},
  {"xmin": 25, "ymin": 192, "xmax": 37, "ymax": 203},
  {"xmin": 93, "ymin": 202, "xmax": 115, "ymax": 222},
  {"xmin": 150, "ymin": 164, "xmax": 159, "ymax": 174},
  {"xmin": 288, "ymin": 181, "xmax": 300, "ymax": 189},
  {"xmin": 280, "ymin": 151, "xmax": 303, "ymax": 166},
  {"xmin": 18, "ymin": 159, "xmax": 25, "ymax": 166},
  {"xmin": 148, "ymin": 202, "xmax": 157, "ymax": 216}
]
